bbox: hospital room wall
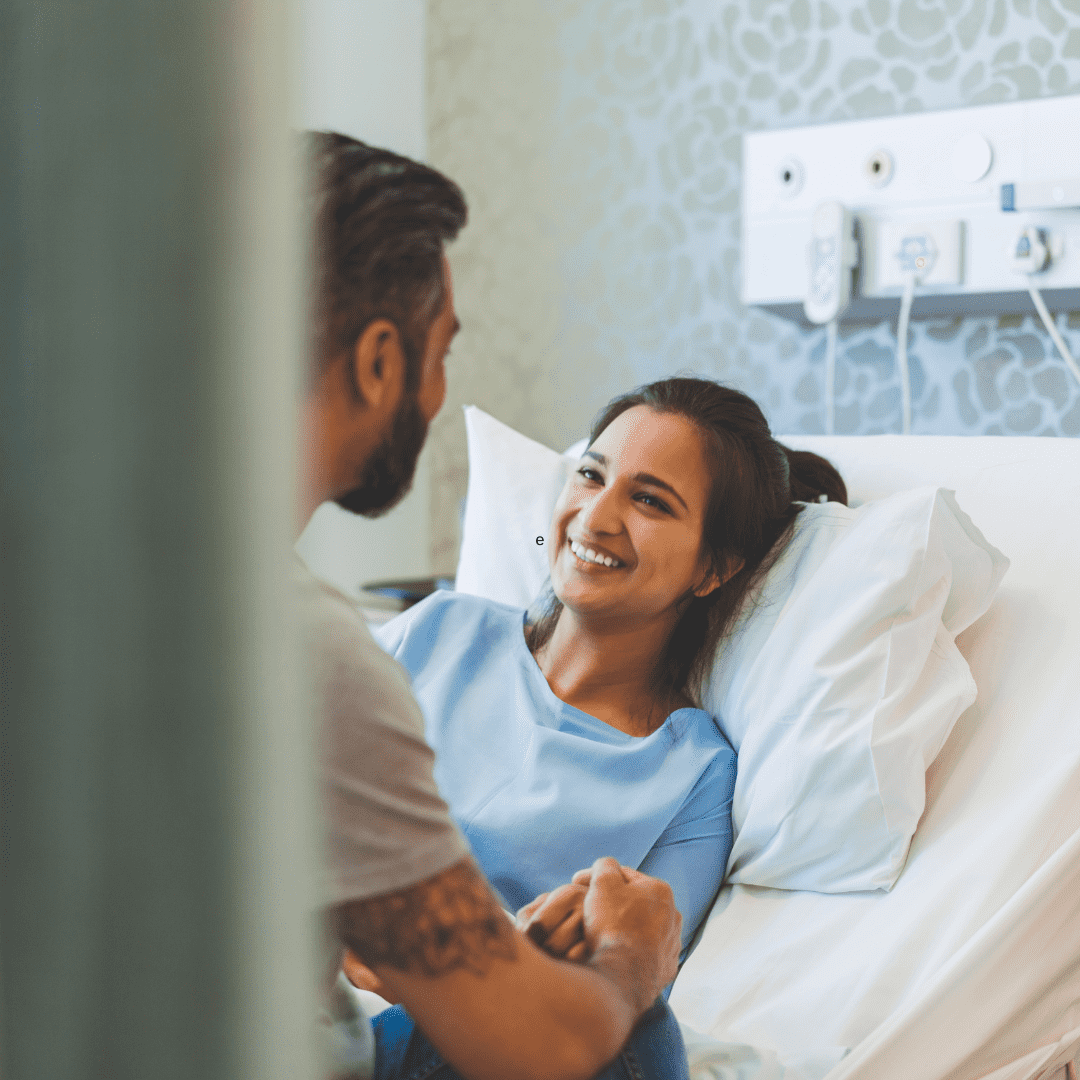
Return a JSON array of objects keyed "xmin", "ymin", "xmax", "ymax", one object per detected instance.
[
  {"xmin": 294, "ymin": 0, "xmax": 436, "ymax": 596},
  {"xmin": 425, "ymin": 0, "xmax": 1080, "ymax": 574}
]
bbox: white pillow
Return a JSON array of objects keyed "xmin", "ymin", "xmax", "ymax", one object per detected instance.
[
  {"xmin": 454, "ymin": 406, "xmax": 1008, "ymax": 893},
  {"xmin": 455, "ymin": 406, "xmax": 579, "ymax": 607},
  {"xmin": 709, "ymin": 491, "xmax": 1007, "ymax": 892}
]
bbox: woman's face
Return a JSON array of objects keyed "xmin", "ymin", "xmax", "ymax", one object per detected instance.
[{"xmin": 549, "ymin": 404, "xmax": 720, "ymax": 623}]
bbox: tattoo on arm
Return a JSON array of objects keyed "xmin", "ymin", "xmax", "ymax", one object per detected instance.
[{"xmin": 335, "ymin": 857, "xmax": 517, "ymax": 978}]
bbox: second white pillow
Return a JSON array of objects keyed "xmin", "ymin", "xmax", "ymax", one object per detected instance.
[{"xmin": 708, "ymin": 492, "xmax": 1008, "ymax": 893}]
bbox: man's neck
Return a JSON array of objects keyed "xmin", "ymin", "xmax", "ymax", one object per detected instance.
[{"xmin": 297, "ymin": 397, "xmax": 340, "ymax": 535}]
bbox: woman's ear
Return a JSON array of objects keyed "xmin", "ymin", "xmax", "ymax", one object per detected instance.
[
  {"xmin": 694, "ymin": 553, "xmax": 744, "ymax": 598},
  {"xmin": 693, "ymin": 562, "xmax": 722, "ymax": 599},
  {"xmin": 722, "ymin": 554, "xmax": 746, "ymax": 584},
  {"xmin": 693, "ymin": 571, "xmax": 721, "ymax": 599}
]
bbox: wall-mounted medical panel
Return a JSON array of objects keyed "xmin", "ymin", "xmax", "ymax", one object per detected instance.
[{"xmin": 742, "ymin": 95, "xmax": 1080, "ymax": 322}]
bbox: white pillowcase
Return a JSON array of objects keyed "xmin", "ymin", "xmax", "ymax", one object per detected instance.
[
  {"xmin": 454, "ymin": 406, "xmax": 1008, "ymax": 893},
  {"xmin": 455, "ymin": 406, "xmax": 579, "ymax": 607},
  {"xmin": 709, "ymin": 492, "xmax": 1007, "ymax": 892}
]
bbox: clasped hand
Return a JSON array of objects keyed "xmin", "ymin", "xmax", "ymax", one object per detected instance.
[
  {"xmin": 341, "ymin": 880, "xmax": 594, "ymax": 1004},
  {"xmin": 343, "ymin": 857, "xmax": 681, "ymax": 1002},
  {"xmin": 516, "ymin": 857, "xmax": 681, "ymax": 994},
  {"xmin": 514, "ymin": 871, "xmax": 594, "ymax": 961}
]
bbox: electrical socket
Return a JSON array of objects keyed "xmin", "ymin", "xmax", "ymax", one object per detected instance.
[
  {"xmin": 875, "ymin": 220, "xmax": 965, "ymax": 290},
  {"xmin": 1010, "ymin": 226, "xmax": 1050, "ymax": 274},
  {"xmin": 1009, "ymin": 227, "xmax": 1068, "ymax": 274}
]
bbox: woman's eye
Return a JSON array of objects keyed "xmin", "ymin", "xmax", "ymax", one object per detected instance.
[
  {"xmin": 637, "ymin": 493, "xmax": 671, "ymax": 513},
  {"xmin": 577, "ymin": 467, "xmax": 602, "ymax": 483}
]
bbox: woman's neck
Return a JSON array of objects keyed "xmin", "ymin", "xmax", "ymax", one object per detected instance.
[{"xmin": 532, "ymin": 606, "xmax": 685, "ymax": 737}]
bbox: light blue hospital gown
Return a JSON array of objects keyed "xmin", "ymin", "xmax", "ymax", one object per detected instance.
[{"xmin": 375, "ymin": 592, "xmax": 737, "ymax": 954}]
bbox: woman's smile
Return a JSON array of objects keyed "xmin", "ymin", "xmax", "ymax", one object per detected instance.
[{"xmin": 567, "ymin": 537, "xmax": 626, "ymax": 569}]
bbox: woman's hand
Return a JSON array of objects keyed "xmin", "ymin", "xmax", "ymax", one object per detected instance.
[
  {"xmin": 570, "ymin": 863, "xmax": 634, "ymax": 887},
  {"xmin": 515, "ymin": 882, "xmax": 590, "ymax": 962},
  {"xmin": 341, "ymin": 948, "xmax": 403, "ymax": 1005}
]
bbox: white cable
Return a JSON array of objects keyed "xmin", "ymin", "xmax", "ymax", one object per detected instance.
[
  {"xmin": 1027, "ymin": 280, "xmax": 1080, "ymax": 389},
  {"xmin": 896, "ymin": 274, "xmax": 915, "ymax": 436},
  {"xmin": 824, "ymin": 318, "xmax": 838, "ymax": 436}
]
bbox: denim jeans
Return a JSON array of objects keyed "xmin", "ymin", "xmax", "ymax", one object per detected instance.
[{"xmin": 371, "ymin": 997, "xmax": 690, "ymax": 1080}]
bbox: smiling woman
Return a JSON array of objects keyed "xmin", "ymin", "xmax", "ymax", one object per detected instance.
[
  {"xmin": 529, "ymin": 378, "xmax": 848, "ymax": 715},
  {"xmin": 536, "ymin": 406, "xmax": 730, "ymax": 733},
  {"xmin": 368, "ymin": 377, "xmax": 845, "ymax": 973}
]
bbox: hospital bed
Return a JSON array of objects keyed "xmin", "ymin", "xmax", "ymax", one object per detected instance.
[
  {"xmin": 363, "ymin": 412, "xmax": 1080, "ymax": 1080},
  {"xmin": 669, "ymin": 434, "xmax": 1080, "ymax": 1080}
]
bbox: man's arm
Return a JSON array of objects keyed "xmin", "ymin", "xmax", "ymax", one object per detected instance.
[
  {"xmin": 337, "ymin": 856, "xmax": 515, "ymax": 976},
  {"xmin": 334, "ymin": 855, "xmax": 680, "ymax": 1080}
]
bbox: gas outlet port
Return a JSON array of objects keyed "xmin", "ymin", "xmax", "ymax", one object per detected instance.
[
  {"xmin": 777, "ymin": 156, "xmax": 804, "ymax": 198},
  {"xmin": 865, "ymin": 149, "xmax": 894, "ymax": 188}
]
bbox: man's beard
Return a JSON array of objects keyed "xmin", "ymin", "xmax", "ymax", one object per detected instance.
[{"xmin": 335, "ymin": 392, "xmax": 429, "ymax": 518}]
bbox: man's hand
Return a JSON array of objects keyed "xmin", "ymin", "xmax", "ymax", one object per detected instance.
[
  {"xmin": 516, "ymin": 859, "xmax": 682, "ymax": 1004},
  {"xmin": 578, "ymin": 858, "xmax": 682, "ymax": 1009},
  {"xmin": 518, "ymin": 859, "xmax": 682, "ymax": 1006}
]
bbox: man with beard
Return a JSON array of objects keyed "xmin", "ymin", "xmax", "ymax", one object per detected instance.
[{"xmin": 299, "ymin": 133, "xmax": 689, "ymax": 1080}]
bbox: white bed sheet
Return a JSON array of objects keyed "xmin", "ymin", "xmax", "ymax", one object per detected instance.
[{"xmin": 671, "ymin": 436, "xmax": 1080, "ymax": 1080}]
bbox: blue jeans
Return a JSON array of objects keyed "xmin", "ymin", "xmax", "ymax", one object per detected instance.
[{"xmin": 371, "ymin": 998, "xmax": 690, "ymax": 1080}]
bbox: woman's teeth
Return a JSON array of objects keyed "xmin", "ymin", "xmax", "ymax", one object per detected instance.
[{"xmin": 569, "ymin": 540, "xmax": 622, "ymax": 568}]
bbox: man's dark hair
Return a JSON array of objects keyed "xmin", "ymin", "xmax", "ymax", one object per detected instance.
[{"xmin": 307, "ymin": 132, "xmax": 468, "ymax": 393}]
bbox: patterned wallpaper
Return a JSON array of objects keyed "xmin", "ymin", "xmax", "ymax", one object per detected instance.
[{"xmin": 426, "ymin": 0, "xmax": 1080, "ymax": 572}]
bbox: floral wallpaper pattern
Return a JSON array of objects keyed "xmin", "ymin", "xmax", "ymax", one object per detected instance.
[{"xmin": 427, "ymin": 0, "xmax": 1080, "ymax": 571}]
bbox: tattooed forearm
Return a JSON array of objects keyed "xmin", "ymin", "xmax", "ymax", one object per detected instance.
[{"xmin": 335, "ymin": 857, "xmax": 517, "ymax": 978}]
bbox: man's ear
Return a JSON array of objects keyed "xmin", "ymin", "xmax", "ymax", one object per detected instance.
[{"xmin": 350, "ymin": 318, "xmax": 406, "ymax": 410}]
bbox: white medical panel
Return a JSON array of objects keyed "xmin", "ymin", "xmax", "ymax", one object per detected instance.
[{"xmin": 741, "ymin": 95, "xmax": 1080, "ymax": 321}]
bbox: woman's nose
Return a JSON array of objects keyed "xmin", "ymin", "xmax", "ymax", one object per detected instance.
[{"xmin": 578, "ymin": 485, "xmax": 623, "ymax": 535}]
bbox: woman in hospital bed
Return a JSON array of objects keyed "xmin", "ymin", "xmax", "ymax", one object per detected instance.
[{"xmin": 370, "ymin": 377, "xmax": 845, "ymax": 965}]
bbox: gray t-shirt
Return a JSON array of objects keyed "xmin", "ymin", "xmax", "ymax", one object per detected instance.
[{"xmin": 297, "ymin": 561, "xmax": 469, "ymax": 907}]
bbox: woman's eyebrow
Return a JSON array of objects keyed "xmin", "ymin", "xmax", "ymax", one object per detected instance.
[
  {"xmin": 633, "ymin": 472, "xmax": 688, "ymax": 511},
  {"xmin": 582, "ymin": 450, "xmax": 689, "ymax": 512}
]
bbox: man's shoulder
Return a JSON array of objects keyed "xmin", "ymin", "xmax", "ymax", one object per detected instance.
[
  {"xmin": 294, "ymin": 557, "xmax": 363, "ymax": 614},
  {"xmin": 295, "ymin": 561, "xmax": 419, "ymax": 719},
  {"xmin": 295, "ymin": 560, "xmax": 378, "ymax": 648}
]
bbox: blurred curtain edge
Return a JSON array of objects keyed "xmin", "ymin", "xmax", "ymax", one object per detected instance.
[{"xmin": 0, "ymin": 2, "xmax": 322, "ymax": 1078}]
